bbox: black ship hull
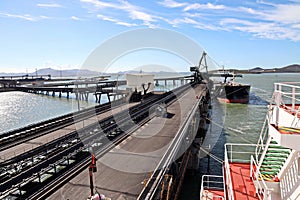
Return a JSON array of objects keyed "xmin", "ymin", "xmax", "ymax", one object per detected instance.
[{"xmin": 215, "ymin": 84, "xmax": 250, "ymax": 104}]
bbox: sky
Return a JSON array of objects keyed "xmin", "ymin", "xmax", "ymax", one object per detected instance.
[{"xmin": 1, "ymin": 0, "xmax": 300, "ymax": 73}]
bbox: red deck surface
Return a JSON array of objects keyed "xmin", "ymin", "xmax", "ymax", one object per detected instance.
[{"xmin": 229, "ymin": 163, "xmax": 259, "ymax": 200}]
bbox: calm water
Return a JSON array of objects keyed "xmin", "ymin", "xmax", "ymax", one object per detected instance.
[{"xmin": 0, "ymin": 92, "xmax": 99, "ymax": 133}]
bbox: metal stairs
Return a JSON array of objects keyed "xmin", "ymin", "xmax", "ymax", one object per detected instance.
[{"xmin": 258, "ymin": 140, "xmax": 291, "ymax": 182}]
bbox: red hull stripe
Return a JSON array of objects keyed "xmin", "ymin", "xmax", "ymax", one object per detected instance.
[{"xmin": 218, "ymin": 97, "xmax": 249, "ymax": 104}]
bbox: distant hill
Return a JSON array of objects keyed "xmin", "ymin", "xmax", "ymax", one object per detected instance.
[
  {"xmin": 1, "ymin": 64, "xmax": 300, "ymax": 77},
  {"xmin": 249, "ymin": 67, "xmax": 264, "ymax": 71},
  {"xmin": 0, "ymin": 68, "xmax": 102, "ymax": 77},
  {"xmin": 0, "ymin": 68, "xmax": 192, "ymax": 77},
  {"xmin": 33, "ymin": 68, "xmax": 103, "ymax": 77},
  {"xmin": 279, "ymin": 64, "xmax": 300, "ymax": 72},
  {"xmin": 235, "ymin": 64, "xmax": 300, "ymax": 74}
]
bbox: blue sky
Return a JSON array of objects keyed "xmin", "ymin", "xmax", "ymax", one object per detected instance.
[{"xmin": 1, "ymin": 0, "xmax": 300, "ymax": 73}]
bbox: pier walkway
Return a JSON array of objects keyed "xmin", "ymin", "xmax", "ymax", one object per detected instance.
[
  {"xmin": 48, "ymin": 84, "xmax": 207, "ymax": 200},
  {"xmin": 0, "ymin": 81, "xmax": 210, "ymax": 200}
]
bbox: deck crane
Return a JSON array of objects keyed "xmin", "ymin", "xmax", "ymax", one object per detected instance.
[{"xmin": 190, "ymin": 51, "xmax": 209, "ymax": 83}]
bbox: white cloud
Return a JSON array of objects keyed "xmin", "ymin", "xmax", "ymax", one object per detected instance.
[
  {"xmin": 220, "ymin": 18, "xmax": 300, "ymax": 41},
  {"xmin": 120, "ymin": 0, "xmax": 157, "ymax": 27},
  {"xmin": 238, "ymin": 7, "xmax": 263, "ymax": 15},
  {"xmin": 183, "ymin": 2, "xmax": 226, "ymax": 12},
  {"xmin": 0, "ymin": 12, "xmax": 53, "ymax": 22},
  {"xmin": 158, "ymin": 0, "xmax": 187, "ymax": 8},
  {"xmin": 97, "ymin": 14, "xmax": 114, "ymax": 22},
  {"xmin": 37, "ymin": 3, "xmax": 62, "ymax": 8},
  {"xmin": 81, "ymin": 0, "xmax": 157, "ymax": 28},
  {"xmin": 40, "ymin": 15, "xmax": 52, "ymax": 19},
  {"xmin": 264, "ymin": 4, "xmax": 300, "ymax": 24},
  {"xmin": 164, "ymin": 17, "xmax": 200, "ymax": 27},
  {"xmin": 97, "ymin": 14, "xmax": 137, "ymax": 27},
  {"xmin": 71, "ymin": 16, "xmax": 81, "ymax": 21},
  {"xmin": 129, "ymin": 10, "xmax": 155, "ymax": 22},
  {"xmin": 163, "ymin": 15, "xmax": 223, "ymax": 31},
  {"xmin": 79, "ymin": 0, "xmax": 300, "ymax": 41},
  {"xmin": 116, "ymin": 21, "xmax": 138, "ymax": 27},
  {"xmin": 0, "ymin": 13, "xmax": 38, "ymax": 21},
  {"xmin": 227, "ymin": 3, "xmax": 300, "ymax": 41},
  {"xmin": 80, "ymin": 0, "xmax": 121, "ymax": 9},
  {"xmin": 292, "ymin": 24, "xmax": 300, "ymax": 28}
]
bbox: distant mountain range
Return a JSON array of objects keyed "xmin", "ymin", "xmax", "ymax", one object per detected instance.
[
  {"xmin": 1, "ymin": 64, "xmax": 300, "ymax": 77},
  {"xmin": 0, "ymin": 68, "xmax": 102, "ymax": 77},
  {"xmin": 226, "ymin": 64, "xmax": 300, "ymax": 74},
  {"xmin": 0, "ymin": 68, "xmax": 191, "ymax": 77}
]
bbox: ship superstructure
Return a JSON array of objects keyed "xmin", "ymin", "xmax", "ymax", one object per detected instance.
[{"xmin": 200, "ymin": 82, "xmax": 300, "ymax": 200}]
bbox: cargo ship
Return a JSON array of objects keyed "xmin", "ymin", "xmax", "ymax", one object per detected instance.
[
  {"xmin": 213, "ymin": 73, "xmax": 250, "ymax": 104},
  {"xmin": 200, "ymin": 82, "xmax": 300, "ymax": 199}
]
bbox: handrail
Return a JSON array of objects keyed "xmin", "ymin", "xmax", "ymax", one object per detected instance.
[
  {"xmin": 274, "ymin": 82, "xmax": 300, "ymax": 89},
  {"xmin": 250, "ymin": 155, "xmax": 272, "ymax": 200},
  {"xmin": 272, "ymin": 82, "xmax": 300, "ymax": 129},
  {"xmin": 224, "ymin": 152, "xmax": 234, "ymax": 200},
  {"xmin": 200, "ymin": 175, "xmax": 225, "ymax": 200},
  {"xmin": 255, "ymin": 92, "xmax": 277, "ymax": 165},
  {"xmin": 225, "ymin": 143, "xmax": 257, "ymax": 163},
  {"xmin": 274, "ymin": 82, "xmax": 300, "ymax": 113},
  {"xmin": 280, "ymin": 152, "xmax": 299, "ymax": 199},
  {"xmin": 255, "ymin": 117, "xmax": 268, "ymax": 163}
]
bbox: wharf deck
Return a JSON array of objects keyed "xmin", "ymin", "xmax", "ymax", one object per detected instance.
[
  {"xmin": 48, "ymin": 84, "xmax": 207, "ymax": 200},
  {"xmin": 0, "ymin": 103, "xmax": 138, "ymax": 162}
]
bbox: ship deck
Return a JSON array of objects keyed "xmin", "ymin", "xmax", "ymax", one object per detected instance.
[
  {"xmin": 229, "ymin": 163, "xmax": 259, "ymax": 200},
  {"xmin": 203, "ymin": 163, "xmax": 260, "ymax": 200}
]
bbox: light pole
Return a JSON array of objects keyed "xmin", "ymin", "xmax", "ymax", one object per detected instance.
[{"xmin": 115, "ymin": 74, "xmax": 120, "ymax": 101}]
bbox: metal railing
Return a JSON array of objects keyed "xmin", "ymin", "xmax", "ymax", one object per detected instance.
[
  {"xmin": 250, "ymin": 155, "xmax": 272, "ymax": 200},
  {"xmin": 274, "ymin": 82, "xmax": 300, "ymax": 113},
  {"xmin": 225, "ymin": 143, "xmax": 257, "ymax": 163},
  {"xmin": 280, "ymin": 152, "xmax": 299, "ymax": 199},
  {"xmin": 224, "ymin": 151, "xmax": 234, "ymax": 200},
  {"xmin": 255, "ymin": 117, "xmax": 269, "ymax": 164},
  {"xmin": 200, "ymin": 175, "xmax": 225, "ymax": 200},
  {"xmin": 224, "ymin": 143, "xmax": 258, "ymax": 200}
]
